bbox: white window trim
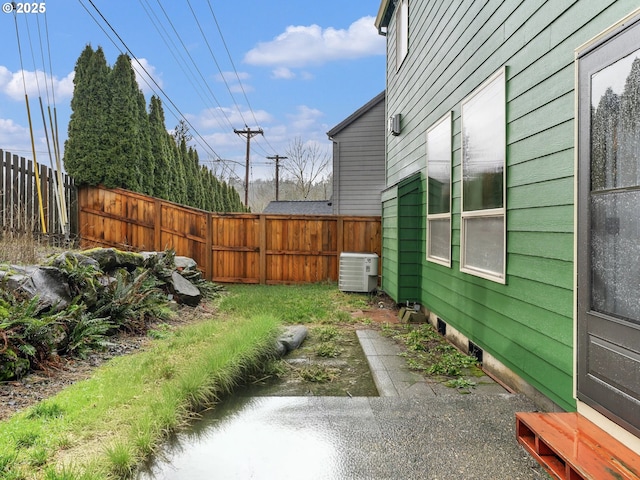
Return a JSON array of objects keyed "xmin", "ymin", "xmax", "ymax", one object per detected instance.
[
  {"xmin": 460, "ymin": 67, "xmax": 507, "ymax": 284},
  {"xmin": 395, "ymin": 0, "xmax": 408, "ymax": 71},
  {"xmin": 426, "ymin": 111, "xmax": 452, "ymax": 267}
]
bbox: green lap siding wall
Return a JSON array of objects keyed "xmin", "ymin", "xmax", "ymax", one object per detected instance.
[{"xmin": 379, "ymin": 0, "xmax": 639, "ymax": 411}]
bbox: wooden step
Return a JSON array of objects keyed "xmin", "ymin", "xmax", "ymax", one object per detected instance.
[{"xmin": 516, "ymin": 412, "xmax": 640, "ymax": 480}]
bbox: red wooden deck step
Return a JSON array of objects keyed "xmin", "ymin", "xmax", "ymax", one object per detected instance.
[{"xmin": 516, "ymin": 412, "xmax": 640, "ymax": 480}]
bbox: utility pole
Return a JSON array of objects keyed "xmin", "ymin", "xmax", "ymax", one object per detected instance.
[
  {"xmin": 266, "ymin": 154, "xmax": 287, "ymax": 201},
  {"xmin": 234, "ymin": 126, "xmax": 263, "ymax": 206}
]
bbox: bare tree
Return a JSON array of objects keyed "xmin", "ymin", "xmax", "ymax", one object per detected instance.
[{"xmin": 283, "ymin": 137, "xmax": 331, "ymax": 199}]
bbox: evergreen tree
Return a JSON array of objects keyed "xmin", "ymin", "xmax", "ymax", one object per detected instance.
[
  {"xmin": 148, "ymin": 96, "xmax": 172, "ymax": 200},
  {"xmin": 169, "ymin": 137, "xmax": 187, "ymax": 204},
  {"xmin": 103, "ymin": 54, "xmax": 142, "ymax": 190},
  {"xmin": 188, "ymin": 147, "xmax": 205, "ymax": 209},
  {"xmin": 136, "ymin": 89, "xmax": 154, "ymax": 196},
  {"xmin": 64, "ymin": 45, "xmax": 110, "ymax": 185},
  {"xmin": 65, "ymin": 46, "xmax": 237, "ymax": 210}
]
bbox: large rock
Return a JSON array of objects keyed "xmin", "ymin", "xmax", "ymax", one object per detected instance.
[
  {"xmin": 48, "ymin": 251, "xmax": 101, "ymax": 271},
  {"xmin": 82, "ymin": 248, "xmax": 144, "ymax": 272},
  {"xmin": 2, "ymin": 266, "xmax": 72, "ymax": 312},
  {"xmin": 169, "ymin": 271, "xmax": 202, "ymax": 306}
]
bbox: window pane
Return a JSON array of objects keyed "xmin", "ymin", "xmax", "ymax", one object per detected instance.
[
  {"xmin": 591, "ymin": 49, "xmax": 640, "ymax": 191},
  {"xmin": 462, "ymin": 71, "xmax": 505, "ymax": 211},
  {"xmin": 395, "ymin": 0, "xmax": 408, "ymax": 69},
  {"xmin": 428, "ymin": 218, "xmax": 450, "ymax": 262},
  {"xmin": 463, "ymin": 216, "xmax": 504, "ymax": 276},
  {"xmin": 591, "ymin": 190, "xmax": 640, "ymax": 323},
  {"xmin": 427, "ymin": 115, "xmax": 451, "ymax": 214}
]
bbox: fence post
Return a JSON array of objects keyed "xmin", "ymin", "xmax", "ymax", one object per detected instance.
[
  {"xmin": 205, "ymin": 212, "xmax": 212, "ymax": 281},
  {"xmin": 259, "ymin": 215, "xmax": 267, "ymax": 284},
  {"xmin": 337, "ymin": 216, "xmax": 344, "ymax": 265},
  {"xmin": 154, "ymin": 198, "xmax": 162, "ymax": 252}
]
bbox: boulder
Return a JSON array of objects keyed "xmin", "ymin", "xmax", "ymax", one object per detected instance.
[
  {"xmin": 10, "ymin": 266, "xmax": 72, "ymax": 312},
  {"xmin": 175, "ymin": 256, "xmax": 198, "ymax": 271},
  {"xmin": 82, "ymin": 248, "xmax": 144, "ymax": 272},
  {"xmin": 48, "ymin": 251, "xmax": 101, "ymax": 271},
  {"xmin": 169, "ymin": 271, "xmax": 202, "ymax": 306}
]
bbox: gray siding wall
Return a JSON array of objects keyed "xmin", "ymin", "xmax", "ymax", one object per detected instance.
[
  {"xmin": 382, "ymin": 0, "xmax": 638, "ymax": 411},
  {"xmin": 332, "ymin": 99, "xmax": 386, "ymax": 216}
]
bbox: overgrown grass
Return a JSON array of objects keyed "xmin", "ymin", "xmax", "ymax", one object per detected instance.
[
  {"xmin": 218, "ymin": 283, "xmax": 369, "ymax": 324},
  {"xmin": 0, "ymin": 311, "xmax": 280, "ymax": 479},
  {"xmin": 381, "ymin": 322, "xmax": 482, "ymax": 383}
]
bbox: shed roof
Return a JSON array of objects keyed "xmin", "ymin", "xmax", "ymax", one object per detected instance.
[
  {"xmin": 326, "ymin": 91, "xmax": 385, "ymax": 138},
  {"xmin": 262, "ymin": 200, "xmax": 333, "ymax": 215}
]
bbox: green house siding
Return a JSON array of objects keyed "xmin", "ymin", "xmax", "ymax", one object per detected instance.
[
  {"xmin": 381, "ymin": 193, "xmax": 399, "ymax": 300},
  {"xmin": 379, "ymin": 0, "xmax": 640, "ymax": 411},
  {"xmin": 382, "ymin": 174, "xmax": 423, "ymax": 304}
]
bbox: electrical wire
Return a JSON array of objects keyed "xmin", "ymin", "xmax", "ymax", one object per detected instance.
[{"xmin": 79, "ymin": 0, "xmax": 224, "ymax": 161}]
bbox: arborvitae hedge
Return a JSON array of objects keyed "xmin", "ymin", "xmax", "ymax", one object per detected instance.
[{"xmin": 64, "ymin": 45, "xmax": 249, "ymax": 213}]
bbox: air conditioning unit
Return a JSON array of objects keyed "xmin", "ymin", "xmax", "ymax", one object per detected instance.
[{"xmin": 339, "ymin": 252, "xmax": 379, "ymax": 293}]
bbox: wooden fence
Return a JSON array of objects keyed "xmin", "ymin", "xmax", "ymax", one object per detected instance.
[
  {"xmin": 78, "ymin": 185, "xmax": 382, "ymax": 284},
  {"xmin": 1, "ymin": 149, "xmax": 77, "ymax": 238}
]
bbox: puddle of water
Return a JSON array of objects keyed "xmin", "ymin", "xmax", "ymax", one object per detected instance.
[
  {"xmin": 136, "ymin": 397, "xmax": 347, "ymax": 480},
  {"xmin": 136, "ymin": 329, "xmax": 378, "ymax": 479}
]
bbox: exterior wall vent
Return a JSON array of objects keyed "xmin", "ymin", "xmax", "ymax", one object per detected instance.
[
  {"xmin": 388, "ymin": 114, "xmax": 402, "ymax": 136},
  {"xmin": 339, "ymin": 252, "xmax": 379, "ymax": 293}
]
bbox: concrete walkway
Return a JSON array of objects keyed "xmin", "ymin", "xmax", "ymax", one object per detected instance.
[
  {"xmin": 357, "ymin": 329, "xmax": 512, "ymax": 397},
  {"xmin": 140, "ymin": 329, "xmax": 547, "ymax": 479}
]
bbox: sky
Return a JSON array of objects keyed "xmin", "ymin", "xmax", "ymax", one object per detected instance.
[{"xmin": 0, "ymin": 1, "xmax": 386, "ymax": 183}]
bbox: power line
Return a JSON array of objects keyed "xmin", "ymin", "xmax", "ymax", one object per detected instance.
[{"xmin": 80, "ymin": 0, "xmax": 223, "ymax": 161}]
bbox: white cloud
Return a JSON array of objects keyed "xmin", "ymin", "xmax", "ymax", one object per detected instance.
[
  {"xmin": 132, "ymin": 58, "xmax": 162, "ymax": 95},
  {"xmin": 194, "ymin": 106, "xmax": 273, "ymax": 131},
  {"xmin": 0, "ymin": 118, "xmax": 50, "ymax": 158},
  {"xmin": 287, "ymin": 105, "xmax": 324, "ymax": 132},
  {"xmin": 0, "ymin": 66, "xmax": 74, "ymax": 102},
  {"xmin": 244, "ymin": 16, "xmax": 384, "ymax": 68},
  {"xmin": 271, "ymin": 67, "xmax": 295, "ymax": 79}
]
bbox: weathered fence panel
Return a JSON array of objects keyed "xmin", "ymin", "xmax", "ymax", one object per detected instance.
[
  {"xmin": 1, "ymin": 149, "xmax": 77, "ymax": 239},
  {"xmin": 79, "ymin": 185, "xmax": 381, "ymax": 284}
]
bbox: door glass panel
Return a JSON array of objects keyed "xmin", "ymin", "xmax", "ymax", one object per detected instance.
[
  {"xmin": 591, "ymin": 49, "xmax": 640, "ymax": 191},
  {"xmin": 591, "ymin": 190, "xmax": 640, "ymax": 323}
]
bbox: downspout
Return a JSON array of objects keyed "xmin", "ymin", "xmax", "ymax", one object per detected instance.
[{"xmin": 330, "ymin": 138, "xmax": 340, "ymax": 215}]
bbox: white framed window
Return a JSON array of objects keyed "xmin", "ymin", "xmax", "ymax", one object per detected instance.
[
  {"xmin": 426, "ymin": 112, "xmax": 452, "ymax": 266},
  {"xmin": 460, "ymin": 68, "xmax": 506, "ymax": 283},
  {"xmin": 395, "ymin": 0, "xmax": 408, "ymax": 70}
]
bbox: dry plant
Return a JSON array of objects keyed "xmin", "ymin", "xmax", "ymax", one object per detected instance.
[{"xmin": 0, "ymin": 229, "xmax": 60, "ymax": 265}]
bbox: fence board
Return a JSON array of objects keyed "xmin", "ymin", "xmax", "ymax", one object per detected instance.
[
  {"xmin": 1, "ymin": 149, "xmax": 76, "ymax": 239},
  {"xmin": 79, "ymin": 185, "xmax": 381, "ymax": 284}
]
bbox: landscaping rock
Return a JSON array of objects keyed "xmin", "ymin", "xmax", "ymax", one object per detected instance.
[
  {"xmin": 169, "ymin": 271, "xmax": 202, "ymax": 306},
  {"xmin": 82, "ymin": 248, "xmax": 144, "ymax": 271},
  {"xmin": 48, "ymin": 251, "xmax": 101, "ymax": 271},
  {"xmin": 175, "ymin": 256, "xmax": 198, "ymax": 271},
  {"xmin": 8, "ymin": 266, "xmax": 72, "ymax": 312}
]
